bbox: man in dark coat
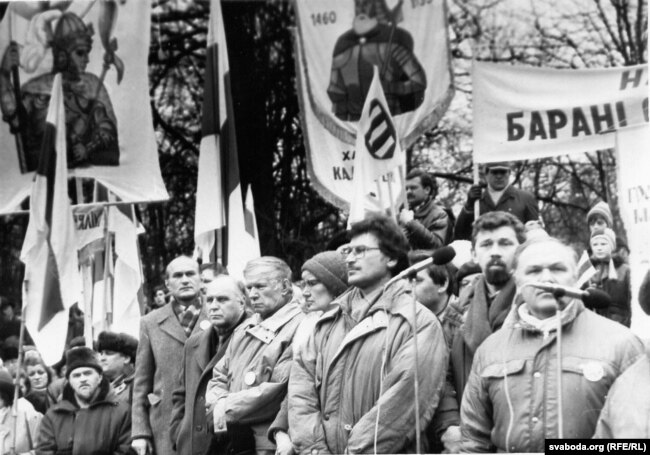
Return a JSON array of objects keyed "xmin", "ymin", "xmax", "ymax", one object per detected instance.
[
  {"xmin": 454, "ymin": 162, "xmax": 538, "ymax": 240},
  {"xmin": 35, "ymin": 347, "xmax": 131, "ymax": 454},
  {"xmin": 170, "ymin": 275, "xmax": 252, "ymax": 455},
  {"xmin": 131, "ymin": 256, "xmax": 208, "ymax": 455},
  {"xmin": 97, "ymin": 331, "xmax": 138, "ymax": 405},
  {"xmin": 399, "ymin": 169, "xmax": 453, "ymax": 249},
  {"xmin": 449, "ymin": 212, "xmax": 526, "ymax": 404}
]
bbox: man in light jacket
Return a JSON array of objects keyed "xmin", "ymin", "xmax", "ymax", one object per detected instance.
[
  {"xmin": 289, "ymin": 214, "xmax": 448, "ymax": 453},
  {"xmin": 460, "ymin": 237, "xmax": 644, "ymax": 452},
  {"xmin": 206, "ymin": 257, "xmax": 304, "ymax": 455}
]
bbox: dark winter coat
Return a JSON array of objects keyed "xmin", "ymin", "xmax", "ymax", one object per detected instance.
[
  {"xmin": 35, "ymin": 377, "xmax": 131, "ymax": 455},
  {"xmin": 454, "ymin": 185, "xmax": 539, "ymax": 240},
  {"xmin": 170, "ymin": 311, "xmax": 249, "ymax": 455}
]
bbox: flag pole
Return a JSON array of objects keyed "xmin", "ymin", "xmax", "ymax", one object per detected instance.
[
  {"xmin": 103, "ymin": 205, "xmax": 113, "ymax": 329},
  {"xmin": 11, "ymin": 283, "xmax": 28, "ymax": 452},
  {"xmin": 473, "ymin": 161, "xmax": 480, "ymax": 221},
  {"xmin": 385, "ymin": 171, "xmax": 397, "ymax": 221}
]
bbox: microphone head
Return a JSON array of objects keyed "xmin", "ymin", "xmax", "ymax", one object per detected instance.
[
  {"xmin": 432, "ymin": 246, "xmax": 456, "ymax": 265},
  {"xmin": 583, "ymin": 288, "xmax": 611, "ymax": 309}
]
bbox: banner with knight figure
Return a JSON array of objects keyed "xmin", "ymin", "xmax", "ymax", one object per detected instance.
[
  {"xmin": 0, "ymin": 0, "xmax": 168, "ymax": 214},
  {"xmin": 293, "ymin": 0, "xmax": 454, "ymax": 209}
]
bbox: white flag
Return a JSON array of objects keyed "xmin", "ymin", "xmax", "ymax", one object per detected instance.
[{"xmin": 349, "ymin": 67, "xmax": 405, "ymax": 224}]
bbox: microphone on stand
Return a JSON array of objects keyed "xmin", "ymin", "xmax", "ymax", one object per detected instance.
[
  {"xmin": 385, "ymin": 246, "xmax": 456, "ymax": 287},
  {"xmin": 528, "ymin": 283, "xmax": 611, "ymax": 308}
]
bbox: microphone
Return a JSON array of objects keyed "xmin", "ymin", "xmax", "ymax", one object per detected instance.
[
  {"xmin": 390, "ymin": 246, "xmax": 456, "ymax": 283},
  {"xmin": 529, "ymin": 283, "xmax": 611, "ymax": 308}
]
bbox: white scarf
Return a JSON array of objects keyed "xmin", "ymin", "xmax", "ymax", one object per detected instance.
[{"xmin": 518, "ymin": 300, "xmax": 576, "ymax": 339}]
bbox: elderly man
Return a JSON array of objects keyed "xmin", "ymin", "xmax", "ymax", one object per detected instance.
[
  {"xmin": 132, "ymin": 256, "xmax": 207, "ymax": 455},
  {"xmin": 449, "ymin": 211, "xmax": 526, "ymax": 404},
  {"xmin": 289, "ymin": 214, "xmax": 448, "ymax": 453},
  {"xmin": 399, "ymin": 169, "xmax": 453, "ymax": 249},
  {"xmin": 454, "ymin": 162, "xmax": 539, "ymax": 240},
  {"xmin": 97, "ymin": 331, "xmax": 138, "ymax": 405},
  {"xmin": 460, "ymin": 237, "xmax": 644, "ymax": 452},
  {"xmin": 170, "ymin": 275, "xmax": 252, "ymax": 455},
  {"xmin": 36, "ymin": 347, "xmax": 131, "ymax": 454},
  {"xmin": 206, "ymin": 257, "xmax": 304, "ymax": 455}
]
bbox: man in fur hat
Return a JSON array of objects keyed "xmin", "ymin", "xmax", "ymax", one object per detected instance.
[
  {"xmin": 97, "ymin": 331, "xmax": 138, "ymax": 405},
  {"xmin": 35, "ymin": 347, "xmax": 131, "ymax": 454}
]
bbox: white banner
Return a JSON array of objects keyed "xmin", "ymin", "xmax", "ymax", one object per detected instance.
[
  {"xmin": 473, "ymin": 62, "xmax": 648, "ymax": 163},
  {"xmin": 616, "ymin": 125, "xmax": 650, "ymax": 337},
  {"xmin": 294, "ymin": 0, "xmax": 453, "ymax": 208},
  {"xmin": 0, "ymin": 0, "xmax": 168, "ymax": 214}
]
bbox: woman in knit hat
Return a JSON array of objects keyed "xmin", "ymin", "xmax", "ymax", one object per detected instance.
[
  {"xmin": 268, "ymin": 251, "xmax": 349, "ymax": 454},
  {"xmin": 299, "ymin": 250, "xmax": 349, "ymax": 313},
  {"xmin": 586, "ymin": 227, "xmax": 631, "ymax": 327}
]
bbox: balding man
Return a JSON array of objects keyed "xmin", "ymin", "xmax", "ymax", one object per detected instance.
[
  {"xmin": 206, "ymin": 257, "xmax": 304, "ymax": 455},
  {"xmin": 171, "ymin": 275, "xmax": 252, "ymax": 455},
  {"xmin": 132, "ymin": 256, "xmax": 208, "ymax": 455},
  {"xmin": 460, "ymin": 237, "xmax": 643, "ymax": 452}
]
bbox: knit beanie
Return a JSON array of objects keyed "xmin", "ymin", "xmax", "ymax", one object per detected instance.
[
  {"xmin": 587, "ymin": 201, "xmax": 613, "ymax": 228},
  {"xmin": 302, "ymin": 251, "xmax": 349, "ymax": 297},
  {"xmin": 96, "ymin": 331, "xmax": 138, "ymax": 362},
  {"xmin": 590, "ymin": 227, "xmax": 616, "ymax": 250},
  {"xmin": 65, "ymin": 347, "xmax": 102, "ymax": 378}
]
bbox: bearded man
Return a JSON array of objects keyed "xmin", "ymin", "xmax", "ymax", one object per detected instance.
[{"xmin": 448, "ymin": 211, "xmax": 526, "ymax": 404}]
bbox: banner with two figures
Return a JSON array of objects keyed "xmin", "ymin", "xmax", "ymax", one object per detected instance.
[
  {"xmin": 0, "ymin": 0, "xmax": 168, "ymax": 214},
  {"xmin": 294, "ymin": 0, "xmax": 454, "ymax": 209}
]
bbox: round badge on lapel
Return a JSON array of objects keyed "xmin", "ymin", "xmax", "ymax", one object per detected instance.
[
  {"xmin": 200, "ymin": 320, "xmax": 212, "ymax": 331},
  {"xmin": 244, "ymin": 371, "xmax": 256, "ymax": 386},
  {"xmin": 582, "ymin": 362, "xmax": 604, "ymax": 382}
]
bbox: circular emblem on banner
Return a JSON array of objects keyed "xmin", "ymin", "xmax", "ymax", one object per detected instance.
[
  {"xmin": 582, "ymin": 362, "xmax": 604, "ymax": 382},
  {"xmin": 364, "ymin": 99, "xmax": 397, "ymax": 160},
  {"xmin": 244, "ymin": 371, "xmax": 257, "ymax": 386},
  {"xmin": 200, "ymin": 320, "xmax": 212, "ymax": 331}
]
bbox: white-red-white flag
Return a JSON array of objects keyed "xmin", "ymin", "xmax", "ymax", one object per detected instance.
[
  {"xmin": 20, "ymin": 74, "xmax": 81, "ymax": 365},
  {"xmin": 194, "ymin": 0, "xmax": 255, "ymax": 273},
  {"xmin": 349, "ymin": 67, "xmax": 406, "ymax": 224}
]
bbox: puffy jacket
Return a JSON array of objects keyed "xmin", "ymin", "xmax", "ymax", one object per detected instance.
[
  {"xmin": 460, "ymin": 300, "xmax": 643, "ymax": 453},
  {"xmin": 594, "ymin": 346, "xmax": 650, "ymax": 438},
  {"xmin": 288, "ymin": 281, "xmax": 448, "ymax": 454},
  {"xmin": 35, "ymin": 377, "xmax": 131, "ymax": 455},
  {"xmin": 587, "ymin": 262, "xmax": 632, "ymax": 327},
  {"xmin": 206, "ymin": 301, "xmax": 304, "ymax": 452},
  {"xmin": 0, "ymin": 397, "xmax": 41, "ymax": 454}
]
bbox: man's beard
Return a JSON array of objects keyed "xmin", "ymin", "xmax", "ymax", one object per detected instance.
[{"xmin": 484, "ymin": 259, "xmax": 511, "ymax": 286}]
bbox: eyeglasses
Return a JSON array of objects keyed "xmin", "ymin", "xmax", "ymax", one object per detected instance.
[
  {"xmin": 487, "ymin": 168, "xmax": 509, "ymax": 175},
  {"xmin": 298, "ymin": 279, "xmax": 321, "ymax": 290},
  {"xmin": 339, "ymin": 245, "xmax": 381, "ymax": 259}
]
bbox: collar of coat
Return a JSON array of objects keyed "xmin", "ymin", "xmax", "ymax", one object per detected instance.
[
  {"xmin": 52, "ymin": 376, "xmax": 119, "ymax": 413},
  {"xmin": 503, "ymin": 298, "xmax": 584, "ymax": 335},
  {"xmin": 318, "ymin": 280, "xmax": 419, "ymax": 329},
  {"xmin": 244, "ymin": 300, "xmax": 303, "ymax": 344}
]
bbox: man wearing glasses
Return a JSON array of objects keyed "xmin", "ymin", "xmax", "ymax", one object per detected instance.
[
  {"xmin": 289, "ymin": 214, "xmax": 448, "ymax": 453},
  {"xmin": 206, "ymin": 257, "xmax": 304, "ymax": 455},
  {"xmin": 454, "ymin": 161, "xmax": 539, "ymax": 240}
]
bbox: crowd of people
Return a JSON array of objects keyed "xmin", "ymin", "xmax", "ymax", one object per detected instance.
[{"xmin": 1, "ymin": 162, "xmax": 649, "ymax": 454}]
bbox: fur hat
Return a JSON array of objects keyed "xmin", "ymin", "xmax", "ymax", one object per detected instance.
[
  {"xmin": 587, "ymin": 201, "xmax": 613, "ymax": 228},
  {"xmin": 65, "ymin": 347, "xmax": 102, "ymax": 378},
  {"xmin": 302, "ymin": 251, "xmax": 349, "ymax": 297},
  {"xmin": 96, "ymin": 332, "xmax": 138, "ymax": 362},
  {"xmin": 590, "ymin": 227, "xmax": 617, "ymax": 250}
]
